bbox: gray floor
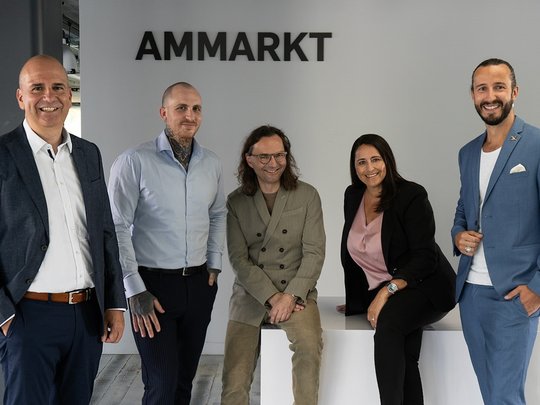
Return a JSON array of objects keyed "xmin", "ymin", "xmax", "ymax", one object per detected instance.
[
  {"xmin": 0, "ymin": 354, "xmax": 260, "ymax": 405},
  {"xmin": 90, "ymin": 354, "xmax": 261, "ymax": 405}
]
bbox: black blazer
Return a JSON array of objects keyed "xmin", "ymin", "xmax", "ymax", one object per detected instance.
[
  {"xmin": 341, "ymin": 180, "xmax": 456, "ymax": 315},
  {"xmin": 0, "ymin": 125, "xmax": 126, "ymax": 331}
]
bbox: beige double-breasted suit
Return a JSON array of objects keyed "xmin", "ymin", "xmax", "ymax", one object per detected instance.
[{"xmin": 222, "ymin": 180, "xmax": 325, "ymax": 405}]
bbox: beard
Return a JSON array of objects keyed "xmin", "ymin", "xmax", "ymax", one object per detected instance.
[{"xmin": 475, "ymin": 99, "xmax": 513, "ymax": 126}]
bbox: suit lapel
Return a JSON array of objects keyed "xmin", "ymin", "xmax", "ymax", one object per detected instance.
[
  {"xmin": 469, "ymin": 135, "xmax": 483, "ymax": 220},
  {"xmin": 7, "ymin": 127, "xmax": 49, "ymax": 235},
  {"xmin": 261, "ymin": 187, "xmax": 288, "ymax": 248},
  {"xmin": 345, "ymin": 187, "xmax": 363, "ymax": 229},
  {"xmin": 70, "ymin": 137, "xmax": 93, "ymax": 227},
  {"xmin": 484, "ymin": 120, "xmax": 523, "ymax": 204},
  {"xmin": 71, "ymin": 138, "xmax": 87, "ymax": 190},
  {"xmin": 254, "ymin": 189, "xmax": 271, "ymax": 224},
  {"xmin": 381, "ymin": 209, "xmax": 392, "ymax": 268}
]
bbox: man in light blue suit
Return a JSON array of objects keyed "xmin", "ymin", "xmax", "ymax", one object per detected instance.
[{"xmin": 452, "ymin": 58, "xmax": 540, "ymax": 405}]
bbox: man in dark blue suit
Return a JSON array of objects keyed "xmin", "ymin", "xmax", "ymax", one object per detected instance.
[
  {"xmin": 452, "ymin": 58, "xmax": 540, "ymax": 405},
  {"xmin": 0, "ymin": 55, "xmax": 126, "ymax": 404}
]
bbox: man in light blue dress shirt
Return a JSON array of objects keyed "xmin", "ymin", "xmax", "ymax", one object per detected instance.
[{"xmin": 108, "ymin": 82, "xmax": 226, "ymax": 405}]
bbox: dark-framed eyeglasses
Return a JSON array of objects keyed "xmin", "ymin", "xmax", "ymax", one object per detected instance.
[{"xmin": 249, "ymin": 152, "xmax": 287, "ymax": 164}]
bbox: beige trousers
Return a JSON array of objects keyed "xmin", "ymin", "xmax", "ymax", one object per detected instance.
[{"xmin": 221, "ymin": 299, "xmax": 323, "ymax": 405}]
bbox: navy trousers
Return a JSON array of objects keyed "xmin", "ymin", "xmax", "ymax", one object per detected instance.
[
  {"xmin": 134, "ymin": 268, "xmax": 218, "ymax": 405},
  {"xmin": 0, "ymin": 298, "xmax": 103, "ymax": 405}
]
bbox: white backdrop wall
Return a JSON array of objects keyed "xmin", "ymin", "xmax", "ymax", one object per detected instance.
[{"xmin": 81, "ymin": 0, "xmax": 540, "ymax": 353}]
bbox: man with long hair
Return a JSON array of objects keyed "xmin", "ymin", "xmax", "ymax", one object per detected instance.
[{"xmin": 221, "ymin": 125, "xmax": 326, "ymax": 405}]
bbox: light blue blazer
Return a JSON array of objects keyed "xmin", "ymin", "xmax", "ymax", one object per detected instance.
[{"xmin": 452, "ymin": 116, "xmax": 540, "ymax": 301}]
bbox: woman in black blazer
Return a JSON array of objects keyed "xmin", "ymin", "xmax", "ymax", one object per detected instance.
[{"xmin": 338, "ymin": 134, "xmax": 456, "ymax": 405}]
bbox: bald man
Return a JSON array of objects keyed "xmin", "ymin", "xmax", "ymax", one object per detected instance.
[
  {"xmin": 108, "ymin": 82, "xmax": 226, "ymax": 404},
  {"xmin": 0, "ymin": 55, "xmax": 126, "ymax": 405}
]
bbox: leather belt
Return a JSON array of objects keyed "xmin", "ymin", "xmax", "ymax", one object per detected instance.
[
  {"xmin": 24, "ymin": 288, "xmax": 94, "ymax": 304},
  {"xmin": 139, "ymin": 263, "xmax": 207, "ymax": 276}
]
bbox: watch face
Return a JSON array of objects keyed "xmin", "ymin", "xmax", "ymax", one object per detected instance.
[{"xmin": 387, "ymin": 282, "xmax": 398, "ymax": 294}]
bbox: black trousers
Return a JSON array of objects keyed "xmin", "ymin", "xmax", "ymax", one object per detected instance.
[
  {"xmin": 134, "ymin": 268, "xmax": 217, "ymax": 405},
  {"xmin": 0, "ymin": 298, "xmax": 102, "ymax": 405},
  {"xmin": 371, "ymin": 287, "xmax": 446, "ymax": 405}
]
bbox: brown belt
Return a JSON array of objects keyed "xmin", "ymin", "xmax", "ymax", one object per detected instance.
[{"xmin": 24, "ymin": 288, "xmax": 94, "ymax": 304}]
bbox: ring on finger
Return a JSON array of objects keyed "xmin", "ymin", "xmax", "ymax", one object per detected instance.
[{"xmin": 465, "ymin": 246, "xmax": 472, "ymax": 253}]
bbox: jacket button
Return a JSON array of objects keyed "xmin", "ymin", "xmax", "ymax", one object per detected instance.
[
  {"xmin": 280, "ymin": 280, "xmax": 286, "ymax": 284},
  {"xmin": 40, "ymin": 244, "xmax": 48, "ymax": 252},
  {"xmin": 259, "ymin": 264, "xmax": 264, "ymax": 269},
  {"xmin": 261, "ymin": 247, "xmax": 266, "ymax": 252},
  {"xmin": 280, "ymin": 264, "xmax": 285, "ymax": 269},
  {"xmin": 257, "ymin": 233, "xmax": 262, "ymax": 237},
  {"xmin": 25, "ymin": 278, "xmax": 33, "ymax": 284},
  {"xmin": 279, "ymin": 248, "xmax": 284, "ymax": 252},
  {"xmin": 282, "ymin": 229, "xmax": 287, "ymax": 234}
]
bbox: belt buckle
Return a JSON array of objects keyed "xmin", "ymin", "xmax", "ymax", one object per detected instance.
[
  {"xmin": 68, "ymin": 291, "xmax": 78, "ymax": 304},
  {"xmin": 182, "ymin": 267, "xmax": 189, "ymax": 276}
]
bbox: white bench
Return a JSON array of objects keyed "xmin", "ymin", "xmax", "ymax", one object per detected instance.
[{"xmin": 260, "ymin": 296, "xmax": 540, "ymax": 405}]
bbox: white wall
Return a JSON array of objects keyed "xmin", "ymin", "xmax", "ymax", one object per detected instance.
[
  {"xmin": 65, "ymin": 104, "xmax": 81, "ymax": 137},
  {"xmin": 81, "ymin": 0, "xmax": 540, "ymax": 353}
]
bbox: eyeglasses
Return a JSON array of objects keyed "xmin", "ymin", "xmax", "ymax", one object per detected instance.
[{"xmin": 249, "ymin": 152, "xmax": 288, "ymax": 164}]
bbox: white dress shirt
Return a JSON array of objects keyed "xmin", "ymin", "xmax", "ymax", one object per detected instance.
[
  {"xmin": 108, "ymin": 132, "xmax": 226, "ymax": 298},
  {"xmin": 24, "ymin": 120, "xmax": 94, "ymax": 293}
]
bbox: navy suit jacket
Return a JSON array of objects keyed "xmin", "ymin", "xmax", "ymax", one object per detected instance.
[
  {"xmin": 0, "ymin": 125, "xmax": 126, "ymax": 331},
  {"xmin": 452, "ymin": 116, "xmax": 540, "ymax": 301},
  {"xmin": 341, "ymin": 180, "xmax": 456, "ymax": 316}
]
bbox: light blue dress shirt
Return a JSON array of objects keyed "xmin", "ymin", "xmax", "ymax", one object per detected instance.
[{"xmin": 108, "ymin": 131, "xmax": 226, "ymax": 297}]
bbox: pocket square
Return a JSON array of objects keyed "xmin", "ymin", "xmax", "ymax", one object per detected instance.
[{"xmin": 510, "ymin": 163, "xmax": 526, "ymax": 174}]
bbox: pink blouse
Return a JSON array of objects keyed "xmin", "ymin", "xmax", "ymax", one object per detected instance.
[{"xmin": 347, "ymin": 197, "xmax": 391, "ymax": 290}]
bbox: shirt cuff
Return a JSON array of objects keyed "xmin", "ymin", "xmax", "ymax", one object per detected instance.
[
  {"xmin": 207, "ymin": 252, "xmax": 222, "ymax": 271},
  {"xmin": 0, "ymin": 314, "xmax": 15, "ymax": 328},
  {"xmin": 124, "ymin": 271, "xmax": 147, "ymax": 298}
]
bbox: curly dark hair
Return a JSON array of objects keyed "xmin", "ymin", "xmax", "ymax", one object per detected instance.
[
  {"xmin": 237, "ymin": 125, "xmax": 299, "ymax": 196},
  {"xmin": 349, "ymin": 134, "xmax": 404, "ymax": 212}
]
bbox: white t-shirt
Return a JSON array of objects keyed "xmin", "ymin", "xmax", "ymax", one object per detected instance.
[{"xmin": 466, "ymin": 147, "xmax": 501, "ymax": 286}]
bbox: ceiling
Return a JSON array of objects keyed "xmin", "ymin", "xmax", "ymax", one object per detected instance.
[
  {"xmin": 62, "ymin": 0, "xmax": 80, "ymax": 101},
  {"xmin": 62, "ymin": 0, "xmax": 79, "ymax": 48}
]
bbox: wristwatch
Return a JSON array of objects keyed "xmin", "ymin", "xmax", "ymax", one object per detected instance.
[
  {"xmin": 386, "ymin": 281, "xmax": 399, "ymax": 295},
  {"xmin": 289, "ymin": 293, "xmax": 302, "ymax": 303}
]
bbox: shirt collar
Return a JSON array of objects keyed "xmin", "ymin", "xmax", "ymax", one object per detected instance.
[
  {"xmin": 156, "ymin": 130, "xmax": 201, "ymax": 157},
  {"xmin": 23, "ymin": 119, "xmax": 72, "ymax": 156}
]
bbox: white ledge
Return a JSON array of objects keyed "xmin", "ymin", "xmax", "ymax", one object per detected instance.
[{"xmin": 260, "ymin": 296, "xmax": 540, "ymax": 405}]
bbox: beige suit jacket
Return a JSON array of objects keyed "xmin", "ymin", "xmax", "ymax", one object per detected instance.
[{"xmin": 226, "ymin": 181, "xmax": 326, "ymax": 327}]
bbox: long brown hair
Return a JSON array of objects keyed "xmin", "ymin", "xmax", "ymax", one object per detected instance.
[
  {"xmin": 237, "ymin": 125, "xmax": 299, "ymax": 196},
  {"xmin": 349, "ymin": 134, "xmax": 404, "ymax": 212}
]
